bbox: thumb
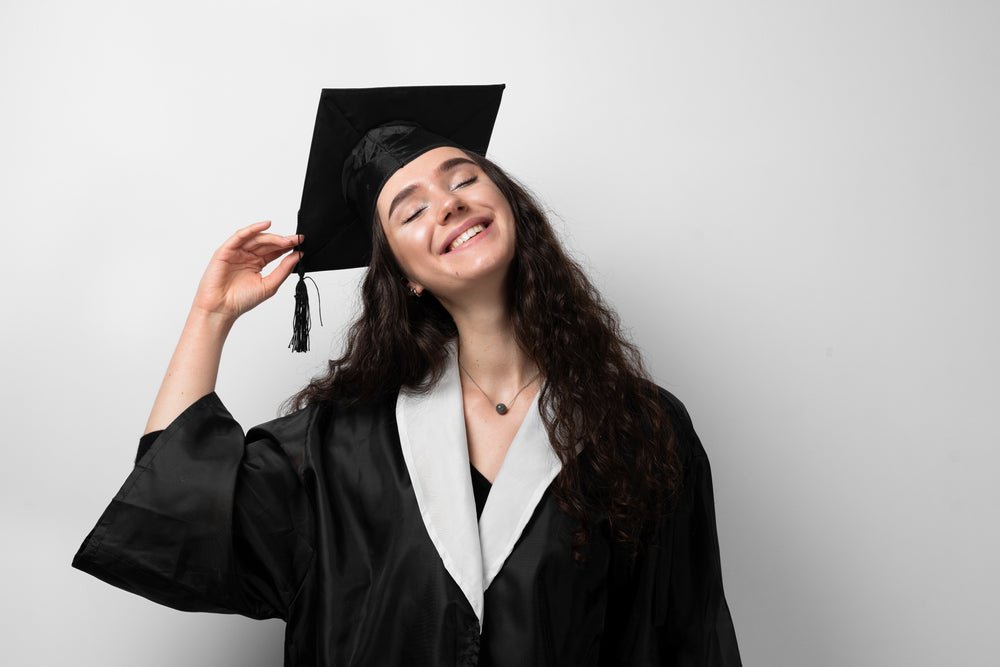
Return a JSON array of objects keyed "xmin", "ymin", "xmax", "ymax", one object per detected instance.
[{"xmin": 262, "ymin": 250, "xmax": 303, "ymax": 298}]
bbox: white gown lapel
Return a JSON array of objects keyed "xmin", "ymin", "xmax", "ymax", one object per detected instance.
[
  {"xmin": 396, "ymin": 342, "xmax": 484, "ymax": 625},
  {"xmin": 395, "ymin": 340, "xmax": 563, "ymax": 630},
  {"xmin": 478, "ymin": 387, "xmax": 561, "ymax": 590}
]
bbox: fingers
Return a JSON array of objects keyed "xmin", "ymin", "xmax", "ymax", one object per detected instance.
[
  {"xmin": 215, "ymin": 222, "xmax": 303, "ymax": 268},
  {"xmin": 243, "ymin": 232, "xmax": 301, "ymax": 255},
  {"xmin": 260, "ymin": 247, "xmax": 289, "ymax": 266},
  {"xmin": 261, "ymin": 248, "xmax": 303, "ymax": 296},
  {"xmin": 222, "ymin": 221, "xmax": 303, "ymax": 251},
  {"xmin": 254, "ymin": 234, "xmax": 305, "ymax": 266},
  {"xmin": 222, "ymin": 220, "xmax": 272, "ymax": 250}
]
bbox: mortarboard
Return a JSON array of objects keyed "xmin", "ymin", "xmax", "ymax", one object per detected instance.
[{"xmin": 288, "ymin": 83, "xmax": 507, "ymax": 352}]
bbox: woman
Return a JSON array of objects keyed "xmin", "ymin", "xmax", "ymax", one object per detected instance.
[{"xmin": 73, "ymin": 85, "xmax": 742, "ymax": 666}]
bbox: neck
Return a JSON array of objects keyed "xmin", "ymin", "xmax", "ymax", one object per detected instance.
[{"xmin": 446, "ymin": 294, "xmax": 538, "ymax": 397}]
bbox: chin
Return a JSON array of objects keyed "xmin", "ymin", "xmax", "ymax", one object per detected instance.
[{"xmin": 431, "ymin": 252, "xmax": 514, "ymax": 297}]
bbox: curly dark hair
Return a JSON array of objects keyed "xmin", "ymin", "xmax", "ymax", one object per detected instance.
[{"xmin": 281, "ymin": 150, "xmax": 683, "ymax": 562}]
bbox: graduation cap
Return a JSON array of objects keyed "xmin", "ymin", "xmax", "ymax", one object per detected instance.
[{"xmin": 288, "ymin": 83, "xmax": 507, "ymax": 352}]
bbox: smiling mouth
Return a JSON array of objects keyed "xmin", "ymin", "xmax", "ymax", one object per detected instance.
[{"xmin": 445, "ymin": 222, "xmax": 491, "ymax": 253}]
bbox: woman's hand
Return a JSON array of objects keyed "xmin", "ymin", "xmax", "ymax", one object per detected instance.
[
  {"xmin": 191, "ymin": 220, "xmax": 303, "ymax": 322},
  {"xmin": 143, "ymin": 220, "xmax": 301, "ymax": 433}
]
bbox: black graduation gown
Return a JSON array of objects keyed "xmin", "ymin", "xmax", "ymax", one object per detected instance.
[{"xmin": 72, "ymin": 344, "xmax": 741, "ymax": 666}]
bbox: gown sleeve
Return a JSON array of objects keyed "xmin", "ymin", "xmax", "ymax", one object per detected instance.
[
  {"xmin": 71, "ymin": 391, "xmax": 316, "ymax": 621},
  {"xmin": 617, "ymin": 388, "xmax": 743, "ymax": 666}
]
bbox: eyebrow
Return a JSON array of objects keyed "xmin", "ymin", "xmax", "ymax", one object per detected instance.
[{"xmin": 387, "ymin": 156, "xmax": 478, "ymax": 221}]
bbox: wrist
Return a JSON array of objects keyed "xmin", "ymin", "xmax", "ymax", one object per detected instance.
[{"xmin": 185, "ymin": 306, "xmax": 237, "ymax": 337}]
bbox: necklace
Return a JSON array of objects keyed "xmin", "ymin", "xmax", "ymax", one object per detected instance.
[{"xmin": 459, "ymin": 361, "xmax": 540, "ymax": 415}]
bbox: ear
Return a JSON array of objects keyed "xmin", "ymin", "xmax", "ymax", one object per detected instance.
[{"xmin": 407, "ymin": 281, "xmax": 425, "ymax": 296}]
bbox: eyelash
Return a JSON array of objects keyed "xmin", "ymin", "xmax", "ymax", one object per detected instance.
[{"xmin": 402, "ymin": 176, "xmax": 478, "ymax": 223}]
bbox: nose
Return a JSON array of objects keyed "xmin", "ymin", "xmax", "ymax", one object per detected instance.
[{"xmin": 435, "ymin": 189, "xmax": 467, "ymax": 226}]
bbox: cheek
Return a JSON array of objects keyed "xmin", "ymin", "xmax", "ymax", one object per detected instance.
[
  {"xmin": 390, "ymin": 225, "xmax": 435, "ymax": 271},
  {"xmin": 405, "ymin": 224, "xmax": 435, "ymax": 255},
  {"xmin": 485, "ymin": 189, "xmax": 515, "ymax": 227},
  {"xmin": 380, "ymin": 223, "xmax": 410, "ymax": 270}
]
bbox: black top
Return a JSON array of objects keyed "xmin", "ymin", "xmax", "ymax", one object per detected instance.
[{"xmin": 469, "ymin": 464, "xmax": 491, "ymax": 520}]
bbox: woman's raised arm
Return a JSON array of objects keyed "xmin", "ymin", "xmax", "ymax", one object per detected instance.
[{"xmin": 143, "ymin": 220, "xmax": 302, "ymax": 434}]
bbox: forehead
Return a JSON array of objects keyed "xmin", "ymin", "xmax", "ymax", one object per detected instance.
[{"xmin": 377, "ymin": 146, "xmax": 472, "ymax": 205}]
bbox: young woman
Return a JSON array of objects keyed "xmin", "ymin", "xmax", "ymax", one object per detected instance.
[{"xmin": 73, "ymin": 86, "xmax": 742, "ymax": 666}]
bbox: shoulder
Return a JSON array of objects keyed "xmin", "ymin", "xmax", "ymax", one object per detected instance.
[
  {"xmin": 650, "ymin": 382, "xmax": 709, "ymax": 465},
  {"xmin": 253, "ymin": 389, "xmax": 398, "ymax": 436},
  {"xmin": 251, "ymin": 390, "xmax": 399, "ymax": 447},
  {"xmin": 651, "ymin": 384, "xmax": 692, "ymax": 435},
  {"xmin": 238, "ymin": 393, "xmax": 396, "ymax": 478},
  {"xmin": 246, "ymin": 400, "xmax": 324, "ymax": 443}
]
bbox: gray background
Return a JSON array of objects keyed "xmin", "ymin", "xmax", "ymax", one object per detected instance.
[{"xmin": 2, "ymin": 1, "xmax": 997, "ymax": 665}]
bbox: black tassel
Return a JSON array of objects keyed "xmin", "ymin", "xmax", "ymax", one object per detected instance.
[
  {"xmin": 289, "ymin": 274, "xmax": 310, "ymax": 352},
  {"xmin": 288, "ymin": 273, "xmax": 323, "ymax": 353}
]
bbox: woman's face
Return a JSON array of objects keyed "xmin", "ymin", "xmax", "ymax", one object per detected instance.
[{"xmin": 375, "ymin": 146, "xmax": 516, "ymax": 302}]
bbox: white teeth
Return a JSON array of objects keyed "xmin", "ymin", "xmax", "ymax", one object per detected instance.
[{"xmin": 449, "ymin": 224, "xmax": 486, "ymax": 251}]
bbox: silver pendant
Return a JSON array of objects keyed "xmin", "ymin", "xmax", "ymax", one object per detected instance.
[{"xmin": 495, "ymin": 403, "xmax": 509, "ymax": 415}]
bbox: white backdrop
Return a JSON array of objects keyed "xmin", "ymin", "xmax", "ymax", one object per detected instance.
[{"xmin": 2, "ymin": 1, "xmax": 997, "ymax": 665}]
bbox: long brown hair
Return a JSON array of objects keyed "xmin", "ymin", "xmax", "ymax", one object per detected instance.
[{"xmin": 281, "ymin": 150, "xmax": 682, "ymax": 562}]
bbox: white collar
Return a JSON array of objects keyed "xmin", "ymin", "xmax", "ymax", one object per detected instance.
[{"xmin": 395, "ymin": 340, "xmax": 562, "ymax": 630}]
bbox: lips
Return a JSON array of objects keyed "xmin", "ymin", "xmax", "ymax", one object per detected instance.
[{"xmin": 442, "ymin": 216, "xmax": 492, "ymax": 254}]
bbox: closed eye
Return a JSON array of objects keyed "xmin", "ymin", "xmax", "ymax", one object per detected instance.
[{"xmin": 402, "ymin": 177, "xmax": 478, "ymax": 224}]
